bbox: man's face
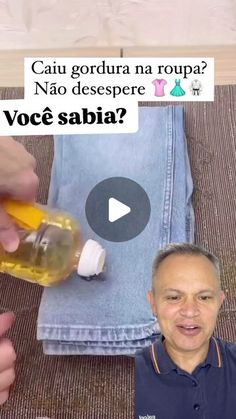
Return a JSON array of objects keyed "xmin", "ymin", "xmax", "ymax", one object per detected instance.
[{"xmin": 148, "ymin": 254, "xmax": 225, "ymax": 353}]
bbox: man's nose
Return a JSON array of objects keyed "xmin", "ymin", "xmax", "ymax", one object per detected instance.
[{"xmin": 179, "ymin": 298, "xmax": 200, "ymax": 317}]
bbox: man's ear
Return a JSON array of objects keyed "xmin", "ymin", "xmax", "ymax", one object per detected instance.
[
  {"xmin": 219, "ymin": 290, "xmax": 226, "ymax": 307},
  {"xmin": 147, "ymin": 290, "xmax": 157, "ymax": 316}
]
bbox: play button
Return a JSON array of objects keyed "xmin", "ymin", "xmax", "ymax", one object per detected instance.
[
  {"xmin": 85, "ymin": 177, "xmax": 151, "ymax": 242},
  {"xmin": 108, "ymin": 198, "xmax": 131, "ymax": 223}
]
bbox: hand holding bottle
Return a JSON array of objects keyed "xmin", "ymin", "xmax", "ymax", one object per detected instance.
[
  {"xmin": 0, "ymin": 136, "xmax": 39, "ymax": 252},
  {"xmin": 0, "ymin": 312, "xmax": 16, "ymax": 406}
]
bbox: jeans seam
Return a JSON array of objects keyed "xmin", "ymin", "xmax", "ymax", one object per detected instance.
[{"xmin": 161, "ymin": 105, "xmax": 175, "ymax": 247}]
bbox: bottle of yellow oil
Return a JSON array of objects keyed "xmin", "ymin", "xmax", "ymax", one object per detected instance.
[{"xmin": 0, "ymin": 199, "xmax": 106, "ymax": 286}]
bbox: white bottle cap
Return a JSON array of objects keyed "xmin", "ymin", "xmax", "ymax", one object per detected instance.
[{"xmin": 77, "ymin": 239, "xmax": 106, "ymax": 277}]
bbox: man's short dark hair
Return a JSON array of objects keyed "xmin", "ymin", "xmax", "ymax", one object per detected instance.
[{"xmin": 152, "ymin": 243, "xmax": 221, "ymax": 290}]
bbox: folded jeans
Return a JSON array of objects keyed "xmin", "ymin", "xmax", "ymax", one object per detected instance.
[{"xmin": 37, "ymin": 105, "xmax": 194, "ymax": 355}]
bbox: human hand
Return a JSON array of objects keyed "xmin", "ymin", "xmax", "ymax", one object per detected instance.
[
  {"xmin": 0, "ymin": 136, "xmax": 39, "ymax": 252},
  {"xmin": 0, "ymin": 312, "xmax": 16, "ymax": 406}
]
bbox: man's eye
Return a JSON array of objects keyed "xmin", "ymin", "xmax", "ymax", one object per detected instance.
[
  {"xmin": 199, "ymin": 296, "xmax": 212, "ymax": 301},
  {"xmin": 166, "ymin": 296, "xmax": 180, "ymax": 301}
]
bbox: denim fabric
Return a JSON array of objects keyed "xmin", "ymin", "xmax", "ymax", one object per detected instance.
[{"xmin": 37, "ymin": 106, "xmax": 194, "ymax": 355}]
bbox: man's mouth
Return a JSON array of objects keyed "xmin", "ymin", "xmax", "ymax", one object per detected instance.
[{"xmin": 176, "ymin": 324, "xmax": 201, "ymax": 336}]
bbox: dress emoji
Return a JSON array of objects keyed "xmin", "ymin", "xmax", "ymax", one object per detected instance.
[{"xmin": 170, "ymin": 79, "xmax": 185, "ymax": 97}]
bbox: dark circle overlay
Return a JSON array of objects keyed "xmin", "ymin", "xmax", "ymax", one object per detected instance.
[{"xmin": 85, "ymin": 177, "xmax": 151, "ymax": 242}]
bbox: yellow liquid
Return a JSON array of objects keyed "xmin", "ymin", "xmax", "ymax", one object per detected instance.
[{"xmin": 0, "ymin": 213, "xmax": 81, "ymax": 286}]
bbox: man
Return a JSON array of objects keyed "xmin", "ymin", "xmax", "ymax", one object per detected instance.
[
  {"xmin": 0, "ymin": 136, "xmax": 39, "ymax": 405},
  {"xmin": 135, "ymin": 243, "xmax": 236, "ymax": 419}
]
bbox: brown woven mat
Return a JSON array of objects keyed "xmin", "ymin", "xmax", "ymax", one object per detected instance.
[{"xmin": 0, "ymin": 85, "xmax": 235, "ymax": 418}]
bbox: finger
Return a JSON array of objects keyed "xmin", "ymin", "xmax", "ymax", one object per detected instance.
[
  {"xmin": 0, "ymin": 367, "xmax": 15, "ymax": 392},
  {"xmin": 0, "ymin": 206, "xmax": 19, "ymax": 252},
  {"xmin": 1, "ymin": 170, "xmax": 39, "ymax": 203},
  {"xmin": 0, "ymin": 338, "xmax": 16, "ymax": 371},
  {"xmin": 0, "ymin": 313, "xmax": 16, "ymax": 337},
  {"xmin": 17, "ymin": 142, "xmax": 37, "ymax": 170},
  {"xmin": 0, "ymin": 389, "xmax": 9, "ymax": 405},
  {"xmin": 0, "ymin": 137, "xmax": 36, "ymax": 170}
]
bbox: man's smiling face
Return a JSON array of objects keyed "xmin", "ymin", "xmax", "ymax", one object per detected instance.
[{"xmin": 148, "ymin": 254, "xmax": 225, "ymax": 354}]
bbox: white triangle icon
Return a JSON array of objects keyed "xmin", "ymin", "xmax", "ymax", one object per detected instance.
[{"xmin": 108, "ymin": 197, "xmax": 131, "ymax": 223}]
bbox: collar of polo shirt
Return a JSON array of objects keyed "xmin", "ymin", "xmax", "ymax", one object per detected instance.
[{"xmin": 150, "ymin": 336, "xmax": 222, "ymax": 375}]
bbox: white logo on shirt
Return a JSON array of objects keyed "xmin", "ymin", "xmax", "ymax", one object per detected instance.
[{"xmin": 139, "ymin": 415, "xmax": 156, "ymax": 419}]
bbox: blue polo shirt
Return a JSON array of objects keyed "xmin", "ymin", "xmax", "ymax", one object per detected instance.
[{"xmin": 135, "ymin": 337, "xmax": 236, "ymax": 419}]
